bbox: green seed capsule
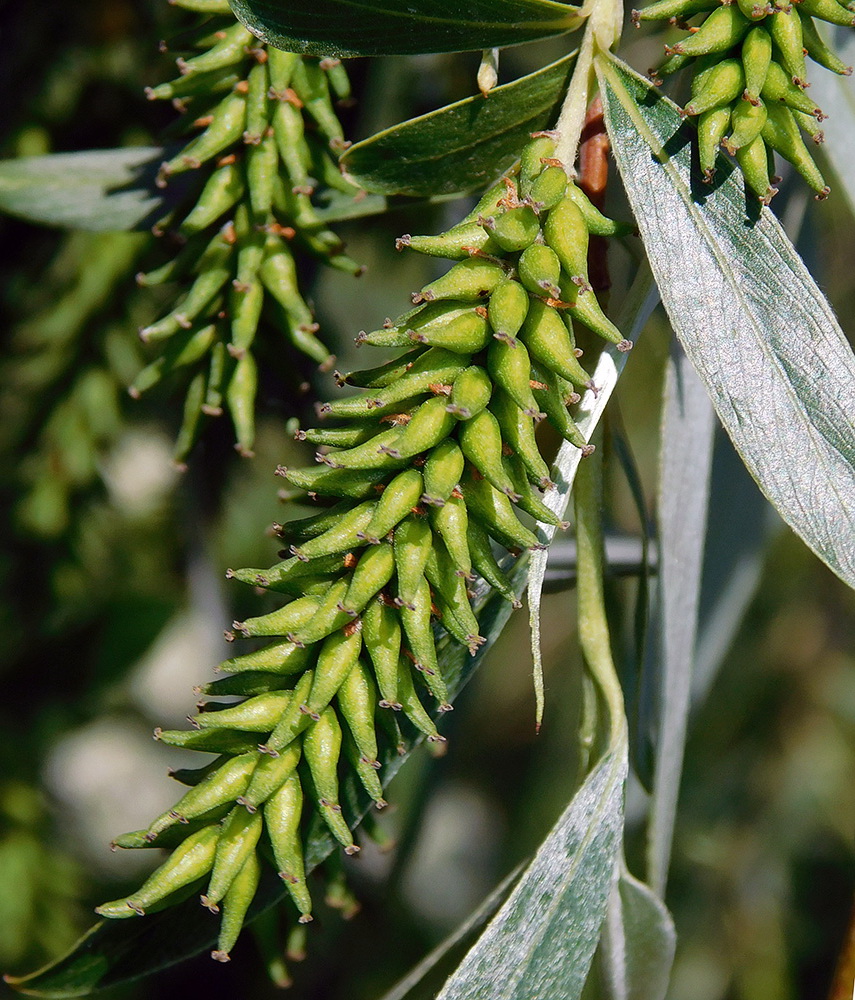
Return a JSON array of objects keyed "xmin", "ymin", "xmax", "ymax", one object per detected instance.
[
  {"xmin": 202, "ymin": 806, "xmax": 263, "ymax": 910},
  {"xmin": 563, "ymin": 184, "xmax": 634, "ymax": 237},
  {"xmin": 792, "ymin": 108, "xmax": 825, "ymax": 143},
  {"xmin": 130, "ymin": 324, "xmax": 218, "ymax": 397},
  {"xmin": 723, "ymin": 98, "xmax": 768, "ymax": 152},
  {"xmin": 272, "ymin": 99, "xmax": 311, "ymax": 190},
  {"xmin": 299, "ymin": 424, "xmax": 380, "ymax": 448},
  {"xmin": 430, "ymin": 494, "xmax": 474, "ymax": 579},
  {"xmin": 503, "ymin": 453, "xmax": 567, "ymax": 528},
  {"xmin": 319, "ymin": 428, "xmax": 408, "ymax": 471},
  {"xmin": 519, "ymin": 134, "xmax": 556, "ymax": 197},
  {"xmin": 291, "ymin": 57, "xmax": 344, "ymax": 143},
  {"xmin": 200, "ymin": 671, "xmax": 289, "ymax": 698},
  {"xmin": 483, "ymin": 205, "xmax": 541, "ymax": 252},
  {"xmin": 343, "ymin": 729, "xmax": 387, "ymax": 806},
  {"xmin": 762, "ymin": 102, "xmax": 830, "ymax": 195},
  {"xmin": 113, "ymin": 813, "xmax": 227, "ymax": 851},
  {"xmin": 530, "ymin": 368, "xmax": 587, "ymax": 452},
  {"xmin": 413, "ymin": 257, "xmax": 509, "ymax": 304},
  {"xmin": 684, "ymin": 59, "xmax": 746, "ymax": 116},
  {"xmin": 698, "ymin": 106, "xmax": 732, "ymax": 180},
  {"xmin": 466, "ymin": 519, "xmax": 522, "ymax": 607},
  {"xmin": 769, "ymin": 8, "xmax": 807, "ymax": 83},
  {"xmin": 735, "ymin": 134, "xmax": 777, "ymax": 202},
  {"xmin": 303, "ymin": 628, "xmax": 363, "ymax": 719},
  {"xmin": 302, "ymin": 706, "xmax": 359, "ymax": 852},
  {"xmin": 358, "ymin": 470, "xmax": 424, "ymax": 543},
  {"xmin": 290, "ymin": 501, "xmax": 377, "ymax": 560},
  {"xmin": 519, "ymin": 298, "xmax": 591, "ymax": 388},
  {"xmin": 797, "ymin": 0, "xmax": 855, "ymax": 26},
  {"xmin": 264, "ymin": 773, "xmax": 313, "ymax": 919},
  {"xmin": 276, "ymin": 503, "xmax": 368, "ymax": 543},
  {"xmin": 671, "ymin": 5, "xmax": 752, "ymax": 55},
  {"xmin": 211, "ymin": 849, "xmax": 261, "ymax": 962},
  {"xmin": 460, "ymin": 470, "xmax": 543, "ymax": 552},
  {"xmin": 423, "ymin": 545, "xmax": 484, "ymax": 652},
  {"xmin": 154, "ymin": 727, "xmax": 261, "ymax": 755},
  {"xmin": 268, "ymin": 49, "xmax": 300, "ymax": 92},
  {"xmin": 488, "ymin": 278, "xmax": 531, "ymax": 344},
  {"xmin": 421, "ymin": 439, "xmax": 465, "ymax": 506},
  {"xmin": 359, "ymin": 301, "xmax": 470, "ymax": 349},
  {"xmin": 399, "ymin": 577, "xmax": 451, "ymax": 709},
  {"xmin": 232, "ymin": 595, "xmax": 322, "ymax": 639},
  {"xmin": 181, "ymin": 161, "xmax": 245, "ymax": 234},
  {"xmin": 239, "ymin": 743, "xmax": 302, "ymax": 812},
  {"xmin": 176, "ymin": 23, "xmax": 254, "ymax": 77},
  {"xmin": 244, "ymin": 60, "xmax": 271, "ymax": 145},
  {"xmin": 96, "ymin": 825, "xmax": 220, "ymax": 918},
  {"xmin": 741, "ymin": 26, "xmax": 774, "ymax": 104},
  {"xmin": 259, "ymin": 241, "xmax": 315, "ymax": 331},
  {"xmin": 263, "ymin": 671, "xmax": 315, "ymax": 753},
  {"xmin": 382, "ymin": 396, "xmax": 457, "ymax": 460},
  {"xmin": 338, "ymin": 348, "xmax": 426, "ymax": 389},
  {"xmin": 446, "ymin": 364, "xmax": 493, "ymax": 420},
  {"xmin": 337, "ymin": 659, "xmax": 382, "ymax": 770},
  {"xmin": 354, "ymin": 353, "xmax": 470, "ymax": 412},
  {"xmin": 543, "ymin": 196, "xmax": 590, "ymax": 283},
  {"xmin": 489, "ymin": 389, "xmax": 552, "ymax": 488},
  {"xmin": 227, "ymin": 352, "xmax": 257, "ymax": 458},
  {"xmin": 165, "ymin": 90, "xmax": 248, "ymax": 176},
  {"xmin": 231, "ymin": 552, "xmax": 346, "ymax": 593},
  {"xmin": 146, "ymin": 754, "xmax": 258, "ymax": 838},
  {"xmin": 287, "ymin": 580, "xmax": 353, "ymax": 646},
  {"xmin": 561, "ymin": 277, "xmax": 629, "ymax": 348},
  {"xmin": 245, "ymin": 131, "xmax": 278, "ymax": 219},
  {"xmin": 397, "ymin": 222, "xmax": 504, "ymax": 260},
  {"xmin": 735, "ymin": 0, "xmax": 772, "ymax": 21},
  {"xmin": 459, "ymin": 408, "xmax": 520, "ymax": 498},
  {"xmin": 168, "ymin": 757, "xmax": 230, "ymax": 788},
  {"xmin": 529, "ymin": 165, "xmax": 569, "ymax": 212},
  {"xmin": 396, "ymin": 655, "xmax": 445, "ymax": 742},
  {"xmin": 407, "ymin": 308, "xmax": 492, "ymax": 354},
  {"xmin": 517, "ymin": 245, "xmax": 562, "ymax": 298},
  {"xmin": 393, "ymin": 515, "xmax": 434, "ymax": 610},
  {"xmin": 362, "ymin": 598, "xmax": 403, "ymax": 708},
  {"xmin": 193, "ymin": 691, "xmax": 292, "ymax": 732},
  {"xmin": 761, "ymin": 59, "xmax": 825, "ymax": 117},
  {"xmin": 487, "ymin": 335, "xmax": 541, "ymax": 417},
  {"xmin": 340, "ymin": 543, "xmax": 397, "ymax": 615},
  {"xmin": 800, "ymin": 13, "xmax": 853, "ymax": 75}
]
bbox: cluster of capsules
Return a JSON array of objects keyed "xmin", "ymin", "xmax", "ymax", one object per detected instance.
[
  {"xmin": 99, "ymin": 134, "xmax": 632, "ymax": 964},
  {"xmin": 133, "ymin": 0, "xmax": 363, "ymax": 463},
  {"xmin": 636, "ymin": 0, "xmax": 855, "ymax": 201}
]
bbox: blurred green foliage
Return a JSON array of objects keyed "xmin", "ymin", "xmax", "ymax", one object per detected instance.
[{"xmin": 0, "ymin": 3, "xmax": 853, "ymax": 998}]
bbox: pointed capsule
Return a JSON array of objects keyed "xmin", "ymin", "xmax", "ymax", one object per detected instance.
[
  {"xmin": 264, "ymin": 773, "xmax": 313, "ymax": 919},
  {"xmin": 180, "ymin": 161, "xmax": 245, "ymax": 234},
  {"xmin": 302, "ymin": 706, "xmax": 360, "ymax": 852},
  {"xmin": 634, "ymin": 0, "xmax": 717, "ymax": 20},
  {"xmin": 742, "ymin": 26, "xmax": 773, "ymax": 104},
  {"xmin": 96, "ymin": 825, "xmax": 220, "ymax": 918},
  {"xmin": 735, "ymin": 134, "xmax": 777, "ymax": 202},
  {"xmin": 429, "ymin": 495, "xmax": 474, "ymax": 579},
  {"xmin": 423, "ymin": 545, "xmax": 484, "ymax": 652},
  {"xmin": 542, "ymin": 195, "xmax": 590, "ymax": 283},
  {"xmin": 684, "ymin": 59, "xmax": 746, "ymax": 116},
  {"xmin": 723, "ymin": 98, "xmax": 768, "ymax": 153},
  {"xmin": 343, "ymin": 729, "xmax": 387, "ymax": 807},
  {"xmin": 358, "ymin": 470, "xmax": 424, "ymax": 543},
  {"xmin": 519, "ymin": 299, "xmax": 591, "ymax": 389},
  {"xmin": 154, "ymin": 727, "xmax": 261, "ymax": 755},
  {"xmin": 407, "ymin": 308, "xmax": 492, "ymax": 354},
  {"xmin": 201, "ymin": 806, "xmax": 263, "ymax": 911},
  {"xmin": 319, "ymin": 428, "xmax": 408, "ymax": 471},
  {"xmin": 239, "ymin": 743, "xmax": 302, "ymax": 811},
  {"xmin": 303, "ymin": 627, "xmax": 364, "ymax": 719},
  {"xmin": 163, "ymin": 90, "xmax": 248, "ymax": 176},
  {"xmin": 382, "ymin": 396, "xmax": 457, "ymax": 460},
  {"xmin": 287, "ymin": 579, "xmax": 352, "ymax": 646},
  {"xmin": 800, "ymin": 13, "xmax": 853, "ymax": 75},
  {"xmin": 489, "ymin": 390, "xmax": 552, "ymax": 488},
  {"xmin": 337, "ymin": 659, "xmax": 382, "ymax": 770},
  {"xmin": 362, "ymin": 597, "xmax": 403, "ymax": 708},
  {"xmin": 520, "ymin": 133, "xmax": 556, "ymax": 196},
  {"xmin": 769, "ymin": 9, "xmax": 807, "ymax": 84},
  {"xmin": 466, "ymin": 520, "xmax": 521, "ymax": 606},
  {"xmin": 446, "ymin": 365, "xmax": 493, "ymax": 420},
  {"xmin": 487, "ymin": 335, "xmax": 541, "ymax": 417},
  {"xmin": 459, "ymin": 408, "xmax": 519, "ymax": 498},
  {"xmin": 397, "ymin": 221, "xmax": 503, "ymax": 260},
  {"xmin": 762, "ymin": 102, "xmax": 830, "ymax": 196},
  {"xmin": 670, "ymin": 5, "xmax": 752, "ymax": 56},
  {"xmin": 192, "ymin": 691, "xmax": 292, "ymax": 732},
  {"xmin": 517, "ymin": 244, "xmax": 562, "ymax": 298},
  {"xmin": 530, "ymin": 368, "xmax": 588, "ymax": 452},
  {"xmin": 504, "ymin": 453, "xmax": 568, "ymax": 528},
  {"xmin": 529, "ymin": 165, "xmax": 568, "ymax": 212},
  {"xmin": 217, "ymin": 639, "xmax": 310, "ymax": 678},
  {"xmin": 487, "ymin": 278, "xmax": 531, "ymax": 343},
  {"xmin": 393, "ymin": 515, "xmax": 435, "ymax": 609},
  {"xmin": 227, "ymin": 352, "xmax": 257, "ymax": 458},
  {"xmin": 211, "ymin": 849, "xmax": 262, "ymax": 962},
  {"xmin": 339, "ymin": 543, "xmax": 397, "ymax": 615},
  {"xmin": 262, "ymin": 671, "xmax": 315, "ymax": 754},
  {"xmin": 399, "ymin": 577, "xmax": 452, "ymax": 709},
  {"xmin": 797, "ymin": 0, "xmax": 855, "ymax": 27},
  {"xmin": 396, "ymin": 655, "xmax": 446, "ymax": 742},
  {"xmin": 698, "ymin": 106, "xmax": 732, "ymax": 181},
  {"xmin": 481, "ymin": 205, "xmax": 541, "ymax": 252},
  {"xmin": 761, "ymin": 60, "xmax": 825, "ymax": 117},
  {"xmin": 232, "ymin": 594, "xmax": 322, "ymax": 638},
  {"xmin": 459, "ymin": 470, "xmax": 543, "ymax": 553},
  {"xmin": 290, "ymin": 501, "xmax": 377, "ymax": 561},
  {"xmin": 339, "ymin": 348, "xmax": 426, "ymax": 389},
  {"xmin": 421, "ymin": 438, "xmax": 465, "ymax": 506},
  {"xmin": 413, "ymin": 257, "xmax": 509, "ymax": 304},
  {"xmin": 563, "ymin": 183, "xmax": 635, "ymax": 237}
]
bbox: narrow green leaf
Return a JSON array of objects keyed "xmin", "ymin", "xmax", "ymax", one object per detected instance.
[
  {"xmin": 7, "ymin": 566, "xmax": 527, "ymax": 997},
  {"xmin": 646, "ymin": 341, "xmax": 716, "ymax": 897},
  {"xmin": 229, "ymin": 0, "xmax": 582, "ymax": 57},
  {"xmin": 0, "ymin": 148, "xmax": 187, "ymax": 232},
  {"xmin": 341, "ymin": 54, "xmax": 578, "ymax": 197},
  {"xmin": 808, "ymin": 27, "xmax": 855, "ymax": 218},
  {"xmin": 598, "ymin": 54, "xmax": 855, "ymax": 591},
  {"xmin": 435, "ymin": 734, "xmax": 627, "ymax": 1000},
  {"xmin": 586, "ymin": 867, "xmax": 675, "ymax": 1000}
]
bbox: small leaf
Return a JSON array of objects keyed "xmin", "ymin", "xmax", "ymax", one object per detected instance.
[
  {"xmin": 0, "ymin": 148, "xmax": 189, "ymax": 232},
  {"xmin": 435, "ymin": 733, "xmax": 628, "ymax": 1000},
  {"xmin": 645, "ymin": 341, "xmax": 716, "ymax": 897},
  {"xmin": 598, "ymin": 54, "xmax": 855, "ymax": 591},
  {"xmin": 8, "ymin": 567, "xmax": 528, "ymax": 997},
  {"xmin": 341, "ymin": 54, "xmax": 578, "ymax": 197},
  {"xmin": 229, "ymin": 0, "xmax": 582, "ymax": 58},
  {"xmin": 807, "ymin": 26, "xmax": 855, "ymax": 218},
  {"xmin": 587, "ymin": 867, "xmax": 675, "ymax": 1000}
]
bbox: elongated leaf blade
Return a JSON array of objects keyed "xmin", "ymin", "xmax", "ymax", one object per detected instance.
[
  {"xmin": 230, "ymin": 0, "xmax": 581, "ymax": 57},
  {"xmin": 341, "ymin": 55, "xmax": 577, "ymax": 197},
  {"xmin": 808, "ymin": 27, "xmax": 855, "ymax": 218},
  {"xmin": 588, "ymin": 867, "xmax": 675, "ymax": 1000},
  {"xmin": 646, "ymin": 341, "xmax": 716, "ymax": 896},
  {"xmin": 7, "ymin": 566, "xmax": 527, "ymax": 998},
  {"xmin": 0, "ymin": 148, "xmax": 185, "ymax": 232},
  {"xmin": 598, "ymin": 55, "xmax": 855, "ymax": 590},
  {"xmin": 435, "ymin": 734, "xmax": 627, "ymax": 1000}
]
